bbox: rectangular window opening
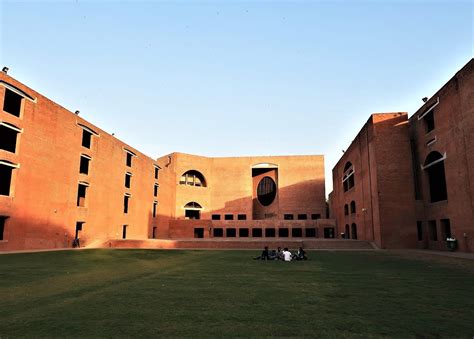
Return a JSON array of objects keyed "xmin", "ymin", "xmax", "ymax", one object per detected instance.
[
  {"xmin": 0, "ymin": 125, "xmax": 19, "ymax": 153},
  {"xmin": 76, "ymin": 183, "xmax": 87, "ymax": 207},
  {"xmin": 82, "ymin": 130, "xmax": 92, "ymax": 148},
  {"xmin": 224, "ymin": 214, "xmax": 233, "ymax": 220},
  {"xmin": 305, "ymin": 228, "xmax": 317, "ymax": 238},
  {"xmin": 152, "ymin": 202, "xmax": 157, "ymax": 218},
  {"xmin": 292, "ymin": 228, "xmax": 303, "ymax": 237},
  {"xmin": 252, "ymin": 228, "xmax": 262, "ymax": 237},
  {"xmin": 424, "ymin": 111, "xmax": 435, "ymax": 133},
  {"xmin": 0, "ymin": 216, "xmax": 7, "ymax": 240},
  {"xmin": 154, "ymin": 167, "xmax": 159, "ymax": 179},
  {"xmin": 194, "ymin": 228, "xmax": 204, "ymax": 238},
  {"xmin": 0, "ymin": 164, "xmax": 14, "ymax": 196},
  {"xmin": 311, "ymin": 214, "xmax": 321, "ymax": 220},
  {"xmin": 152, "ymin": 226, "xmax": 157, "ymax": 239},
  {"xmin": 154, "ymin": 184, "xmax": 158, "ymax": 197},
  {"xmin": 226, "ymin": 228, "xmax": 236, "ymax": 237},
  {"xmin": 278, "ymin": 228, "xmax": 289, "ymax": 237},
  {"xmin": 211, "ymin": 214, "xmax": 221, "ymax": 220},
  {"xmin": 126, "ymin": 153, "xmax": 132, "ymax": 167},
  {"xmin": 124, "ymin": 195, "xmax": 130, "ymax": 214},
  {"xmin": 213, "ymin": 228, "xmax": 223, "ymax": 237},
  {"xmin": 239, "ymin": 228, "xmax": 249, "ymax": 237},
  {"xmin": 265, "ymin": 228, "xmax": 276, "ymax": 238},
  {"xmin": 3, "ymin": 89, "xmax": 22, "ymax": 117},
  {"xmin": 79, "ymin": 156, "xmax": 90, "ymax": 175},
  {"xmin": 441, "ymin": 219, "xmax": 451, "ymax": 240},
  {"xmin": 284, "ymin": 214, "xmax": 294, "ymax": 220},
  {"xmin": 428, "ymin": 220, "xmax": 437, "ymax": 241},
  {"xmin": 297, "ymin": 214, "xmax": 307, "ymax": 220},
  {"xmin": 122, "ymin": 225, "xmax": 128, "ymax": 239},
  {"xmin": 237, "ymin": 214, "xmax": 247, "ymax": 220},
  {"xmin": 416, "ymin": 221, "xmax": 423, "ymax": 241},
  {"xmin": 125, "ymin": 173, "xmax": 132, "ymax": 188}
]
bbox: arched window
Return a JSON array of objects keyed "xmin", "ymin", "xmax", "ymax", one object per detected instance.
[
  {"xmin": 351, "ymin": 223, "xmax": 358, "ymax": 240},
  {"xmin": 350, "ymin": 201, "xmax": 356, "ymax": 214},
  {"xmin": 180, "ymin": 170, "xmax": 207, "ymax": 187},
  {"xmin": 184, "ymin": 201, "xmax": 202, "ymax": 220},
  {"xmin": 344, "ymin": 224, "xmax": 350, "ymax": 239},
  {"xmin": 344, "ymin": 204, "xmax": 349, "ymax": 215},
  {"xmin": 423, "ymin": 151, "xmax": 447, "ymax": 202},
  {"xmin": 342, "ymin": 162, "xmax": 355, "ymax": 192}
]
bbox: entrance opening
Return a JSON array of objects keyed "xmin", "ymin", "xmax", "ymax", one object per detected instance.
[
  {"xmin": 252, "ymin": 228, "xmax": 262, "ymax": 237},
  {"xmin": 0, "ymin": 216, "xmax": 7, "ymax": 240},
  {"xmin": 351, "ymin": 223, "xmax": 357, "ymax": 239},
  {"xmin": 345, "ymin": 224, "xmax": 350, "ymax": 239},
  {"xmin": 428, "ymin": 220, "xmax": 437, "ymax": 241},
  {"xmin": 194, "ymin": 228, "xmax": 204, "ymax": 238},
  {"xmin": 416, "ymin": 221, "xmax": 423, "ymax": 241},
  {"xmin": 324, "ymin": 227, "xmax": 335, "ymax": 239},
  {"xmin": 122, "ymin": 225, "xmax": 128, "ymax": 239}
]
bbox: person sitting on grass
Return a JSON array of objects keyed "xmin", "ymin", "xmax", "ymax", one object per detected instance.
[
  {"xmin": 294, "ymin": 247, "xmax": 308, "ymax": 261},
  {"xmin": 268, "ymin": 249, "xmax": 278, "ymax": 260},
  {"xmin": 282, "ymin": 248, "xmax": 292, "ymax": 262},
  {"xmin": 253, "ymin": 246, "xmax": 270, "ymax": 260},
  {"xmin": 277, "ymin": 247, "xmax": 283, "ymax": 260}
]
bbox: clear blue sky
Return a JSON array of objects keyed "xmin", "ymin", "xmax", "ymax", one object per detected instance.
[{"xmin": 1, "ymin": 1, "xmax": 472, "ymax": 195}]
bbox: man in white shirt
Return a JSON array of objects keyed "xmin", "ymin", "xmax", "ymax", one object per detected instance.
[{"xmin": 282, "ymin": 248, "xmax": 292, "ymax": 262}]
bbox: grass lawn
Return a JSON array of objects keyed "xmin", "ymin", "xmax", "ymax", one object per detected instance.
[{"xmin": 0, "ymin": 249, "xmax": 473, "ymax": 338}]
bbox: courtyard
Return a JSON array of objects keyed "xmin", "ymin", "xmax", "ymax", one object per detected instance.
[{"xmin": 0, "ymin": 249, "xmax": 473, "ymax": 337}]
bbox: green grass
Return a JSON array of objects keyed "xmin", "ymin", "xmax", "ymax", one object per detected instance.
[{"xmin": 1, "ymin": 250, "xmax": 473, "ymax": 338}]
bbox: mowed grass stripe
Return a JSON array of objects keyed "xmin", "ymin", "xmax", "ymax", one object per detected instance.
[{"xmin": 0, "ymin": 250, "xmax": 473, "ymax": 337}]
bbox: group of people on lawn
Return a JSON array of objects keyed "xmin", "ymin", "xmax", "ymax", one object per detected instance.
[{"xmin": 253, "ymin": 246, "xmax": 307, "ymax": 261}]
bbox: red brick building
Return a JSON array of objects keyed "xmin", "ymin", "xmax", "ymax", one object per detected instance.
[
  {"xmin": 331, "ymin": 59, "xmax": 474, "ymax": 252},
  {"xmin": 155, "ymin": 152, "xmax": 332, "ymax": 240}
]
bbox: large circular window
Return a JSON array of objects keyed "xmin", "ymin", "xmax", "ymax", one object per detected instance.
[{"xmin": 257, "ymin": 176, "xmax": 277, "ymax": 206}]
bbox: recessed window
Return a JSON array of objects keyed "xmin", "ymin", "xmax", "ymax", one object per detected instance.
[
  {"xmin": 351, "ymin": 223, "xmax": 358, "ymax": 239},
  {"xmin": 194, "ymin": 228, "xmax": 204, "ymax": 238},
  {"xmin": 226, "ymin": 228, "xmax": 236, "ymax": 237},
  {"xmin": 239, "ymin": 228, "xmax": 249, "ymax": 237},
  {"xmin": 428, "ymin": 220, "xmax": 437, "ymax": 241},
  {"xmin": 152, "ymin": 201, "xmax": 157, "ymax": 218},
  {"xmin": 441, "ymin": 219, "xmax": 451, "ymax": 240},
  {"xmin": 297, "ymin": 214, "xmax": 307, "ymax": 220},
  {"xmin": 124, "ymin": 195, "xmax": 130, "ymax": 214},
  {"xmin": 211, "ymin": 214, "xmax": 221, "ymax": 220},
  {"xmin": 423, "ymin": 152, "xmax": 447, "ymax": 202},
  {"xmin": 152, "ymin": 227, "xmax": 157, "ymax": 239},
  {"xmin": 311, "ymin": 214, "xmax": 321, "ymax": 220},
  {"xmin": 154, "ymin": 166, "xmax": 159, "ymax": 179},
  {"xmin": 154, "ymin": 184, "xmax": 159, "ymax": 197},
  {"xmin": 0, "ymin": 161, "xmax": 17, "ymax": 196},
  {"xmin": 213, "ymin": 228, "xmax": 223, "ymax": 237},
  {"xmin": 265, "ymin": 228, "xmax": 275, "ymax": 238},
  {"xmin": 278, "ymin": 228, "xmax": 289, "ymax": 237},
  {"xmin": 252, "ymin": 228, "xmax": 262, "ymax": 237},
  {"xmin": 179, "ymin": 170, "xmax": 207, "ymax": 187},
  {"xmin": 344, "ymin": 204, "xmax": 349, "ymax": 216},
  {"xmin": 424, "ymin": 111, "xmax": 435, "ymax": 133},
  {"xmin": 342, "ymin": 162, "xmax": 355, "ymax": 192},
  {"xmin": 184, "ymin": 201, "xmax": 202, "ymax": 220},
  {"xmin": 416, "ymin": 221, "xmax": 423, "ymax": 241},
  {"xmin": 82, "ymin": 130, "xmax": 92, "ymax": 149},
  {"xmin": 305, "ymin": 228, "xmax": 317, "ymax": 238},
  {"xmin": 76, "ymin": 182, "xmax": 88, "ymax": 207},
  {"xmin": 237, "ymin": 214, "xmax": 247, "ymax": 220},
  {"xmin": 0, "ymin": 122, "xmax": 21, "ymax": 153},
  {"xmin": 350, "ymin": 201, "xmax": 356, "ymax": 214},
  {"xmin": 125, "ymin": 172, "xmax": 132, "ymax": 188},
  {"xmin": 126, "ymin": 153, "xmax": 132, "ymax": 167},
  {"xmin": 0, "ymin": 216, "xmax": 7, "ymax": 240},
  {"xmin": 3, "ymin": 89, "xmax": 22, "ymax": 117},
  {"xmin": 292, "ymin": 228, "xmax": 303, "ymax": 237},
  {"xmin": 284, "ymin": 214, "xmax": 294, "ymax": 220},
  {"xmin": 79, "ymin": 155, "xmax": 91, "ymax": 175},
  {"xmin": 122, "ymin": 225, "xmax": 128, "ymax": 239},
  {"xmin": 257, "ymin": 176, "xmax": 277, "ymax": 206},
  {"xmin": 224, "ymin": 214, "xmax": 234, "ymax": 220}
]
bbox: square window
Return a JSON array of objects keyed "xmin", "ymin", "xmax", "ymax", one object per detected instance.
[
  {"xmin": 305, "ymin": 228, "xmax": 317, "ymax": 238},
  {"xmin": 226, "ymin": 228, "xmax": 236, "ymax": 237},
  {"xmin": 292, "ymin": 228, "xmax": 303, "ymax": 237},
  {"xmin": 239, "ymin": 228, "xmax": 249, "ymax": 237},
  {"xmin": 3, "ymin": 89, "xmax": 22, "ymax": 117},
  {"xmin": 252, "ymin": 228, "xmax": 262, "ymax": 237},
  {"xmin": 213, "ymin": 228, "xmax": 223, "ymax": 237},
  {"xmin": 278, "ymin": 228, "xmax": 289, "ymax": 237},
  {"xmin": 265, "ymin": 228, "xmax": 275, "ymax": 238}
]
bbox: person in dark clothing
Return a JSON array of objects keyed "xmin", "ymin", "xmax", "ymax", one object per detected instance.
[
  {"xmin": 253, "ymin": 246, "xmax": 270, "ymax": 260},
  {"xmin": 294, "ymin": 246, "xmax": 308, "ymax": 260}
]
